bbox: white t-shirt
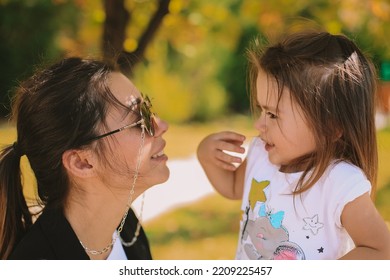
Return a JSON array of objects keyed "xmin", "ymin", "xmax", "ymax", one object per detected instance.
[{"xmin": 235, "ymin": 137, "xmax": 371, "ymax": 260}]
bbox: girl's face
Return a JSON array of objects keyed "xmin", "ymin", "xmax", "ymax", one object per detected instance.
[
  {"xmin": 100, "ymin": 72, "xmax": 169, "ymax": 194},
  {"xmin": 254, "ymin": 69, "xmax": 316, "ymax": 172}
]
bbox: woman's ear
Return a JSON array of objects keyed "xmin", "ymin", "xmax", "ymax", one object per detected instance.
[{"xmin": 62, "ymin": 149, "xmax": 95, "ymax": 178}]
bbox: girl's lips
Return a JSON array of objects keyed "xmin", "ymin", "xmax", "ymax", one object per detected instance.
[
  {"xmin": 260, "ymin": 137, "xmax": 274, "ymax": 152},
  {"xmin": 265, "ymin": 143, "xmax": 274, "ymax": 152}
]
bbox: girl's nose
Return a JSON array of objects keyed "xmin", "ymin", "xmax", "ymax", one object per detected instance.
[
  {"xmin": 254, "ymin": 113, "xmax": 266, "ymax": 134},
  {"xmin": 153, "ymin": 115, "xmax": 168, "ymax": 136}
]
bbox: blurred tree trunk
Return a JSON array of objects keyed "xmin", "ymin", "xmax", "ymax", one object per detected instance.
[
  {"xmin": 102, "ymin": 0, "xmax": 170, "ymax": 76},
  {"xmin": 102, "ymin": 0, "xmax": 128, "ymax": 65}
]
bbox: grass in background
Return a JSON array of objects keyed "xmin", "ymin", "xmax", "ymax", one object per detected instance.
[
  {"xmin": 376, "ymin": 126, "xmax": 390, "ymax": 222},
  {"xmin": 145, "ymin": 194, "xmax": 242, "ymax": 260}
]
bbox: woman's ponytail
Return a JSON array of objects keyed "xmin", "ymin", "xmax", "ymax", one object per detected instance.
[{"xmin": 0, "ymin": 143, "xmax": 32, "ymax": 259}]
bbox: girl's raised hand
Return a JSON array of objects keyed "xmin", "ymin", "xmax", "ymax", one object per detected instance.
[{"xmin": 197, "ymin": 131, "xmax": 246, "ymax": 171}]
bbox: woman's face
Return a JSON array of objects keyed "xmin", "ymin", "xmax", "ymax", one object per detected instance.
[{"xmin": 100, "ymin": 72, "xmax": 169, "ymax": 194}]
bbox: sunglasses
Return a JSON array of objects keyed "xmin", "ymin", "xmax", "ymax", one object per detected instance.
[{"xmin": 87, "ymin": 93, "xmax": 156, "ymax": 142}]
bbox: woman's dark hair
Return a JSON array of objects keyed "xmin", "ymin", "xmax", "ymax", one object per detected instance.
[
  {"xmin": 0, "ymin": 57, "xmax": 129, "ymax": 259},
  {"xmin": 247, "ymin": 31, "xmax": 378, "ymax": 198}
]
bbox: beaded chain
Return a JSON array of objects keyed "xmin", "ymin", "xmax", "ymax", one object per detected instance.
[{"xmin": 80, "ymin": 123, "xmax": 146, "ymax": 255}]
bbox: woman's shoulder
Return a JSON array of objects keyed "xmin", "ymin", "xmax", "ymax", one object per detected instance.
[
  {"xmin": 8, "ymin": 208, "xmax": 88, "ymax": 260},
  {"xmin": 8, "ymin": 213, "xmax": 54, "ymax": 260}
]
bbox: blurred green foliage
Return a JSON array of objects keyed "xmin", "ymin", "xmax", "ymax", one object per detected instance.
[
  {"xmin": 0, "ymin": 0, "xmax": 389, "ymax": 122},
  {"xmin": 0, "ymin": 0, "xmax": 80, "ymax": 117}
]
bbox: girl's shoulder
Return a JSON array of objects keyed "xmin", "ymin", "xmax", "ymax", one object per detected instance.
[
  {"xmin": 322, "ymin": 160, "xmax": 371, "ymax": 198},
  {"xmin": 326, "ymin": 161, "xmax": 367, "ymax": 182}
]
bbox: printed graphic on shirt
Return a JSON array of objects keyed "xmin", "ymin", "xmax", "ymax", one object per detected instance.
[
  {"xmin": 303, "ymin": 215, "xmax": 324, "ymax": 235},
  {"xmin": 248, "ymin": 179, "xmax": 268, "ymax": 209},
  {"xmin": 240, "ymin": 178, "xmax": 305, "ymax": 259}
]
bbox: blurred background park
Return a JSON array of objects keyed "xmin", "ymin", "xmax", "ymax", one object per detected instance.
[{"xmin": 0, "ymin": 0, "xmax": 389, "ymax": 259}]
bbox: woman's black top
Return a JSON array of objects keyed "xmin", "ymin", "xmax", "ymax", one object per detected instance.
[{"xmin": 8, "ymin": 207, "xmax": 152, "ymax": 260}]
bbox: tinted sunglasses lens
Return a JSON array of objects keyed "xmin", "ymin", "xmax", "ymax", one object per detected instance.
[{"xmin": 140, "ymin": 96, "xmax": 154, "ymax": 136}]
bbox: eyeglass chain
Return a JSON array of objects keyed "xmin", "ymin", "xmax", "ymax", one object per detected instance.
[{"xmin": 79, "ymin": 122, "xmax": 146, "ymax": 255}]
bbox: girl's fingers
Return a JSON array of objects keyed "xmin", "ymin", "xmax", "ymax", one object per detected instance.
[
  {"xmin": 215, "ymin": 149, "xmax": 243, "ymax": 164},
  {"xmin": 214, "ymin": 158, "xmax": 238, "ymax": 171},
  {"xmin": 216, "ymin": 140, "xmax": 246, "ymax": 154},
  {"xmin": 216, "ymin": 131, "xmax": 246, "ymax": 143}
]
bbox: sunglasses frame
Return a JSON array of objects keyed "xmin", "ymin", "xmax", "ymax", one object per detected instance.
[{"xmin": 85, "ymin": 93, "xmax": 155, "ymax": 143}]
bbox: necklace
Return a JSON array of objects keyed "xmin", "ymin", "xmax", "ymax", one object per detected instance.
[
  {"xmin": 80, "ymin": 125, "xmax": 146, "ymax": 255},
  {"xmin": 119, "ymin": 192, "xmax": 145, "ymax": 247}
]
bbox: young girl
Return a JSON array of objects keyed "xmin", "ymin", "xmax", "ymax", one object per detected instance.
[
  {"xmin": 197, "ymin": 31, "xmax": 390, "ymax": 259},
  {"xmin": 0, "ymin": 57, "xmax": 169, "ymax": 259}
]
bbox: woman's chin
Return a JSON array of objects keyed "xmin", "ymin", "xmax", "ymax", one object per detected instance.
[{"xmin": 149, "ymin": 167, "xmax": 170, "ymax": 187}]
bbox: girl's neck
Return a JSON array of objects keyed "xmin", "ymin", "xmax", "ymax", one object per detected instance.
[
  {"xmin": 279, "ymin": 165, "xmax": 302, "ymax": 173},
  {"xmin": 280, "ymin": 155, "xmax": 314, "ymax": 173}
]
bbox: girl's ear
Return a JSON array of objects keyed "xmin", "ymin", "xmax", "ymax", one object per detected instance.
[
  {"xmin": 334, "ymin": 126, "xmax": 343, "ymax": 141},
  {"xmin": 62, "ymin": 149, "xmax": 95, "ymax": 178}
]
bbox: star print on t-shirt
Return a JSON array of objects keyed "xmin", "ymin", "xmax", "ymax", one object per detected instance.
[
  {"xmin": 248, "ymin": 179, "xmax": 269, "ymax": 210},
  {"xmin": 303, "ymin": 214, "xmax": 324, "ymax": 235}
]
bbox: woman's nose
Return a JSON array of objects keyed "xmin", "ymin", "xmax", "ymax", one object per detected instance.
[{"xmin": 153, "ymin": 115, "xmax": 168, "ymax": 136}]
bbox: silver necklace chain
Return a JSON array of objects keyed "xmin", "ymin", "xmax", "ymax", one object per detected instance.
[
  {"xmin": 80, "ymin": 123, "xmax": 146, "ymax": 256},
  {"xmin": 119, "ymin": 192, "xmax": 145, "ymax": 247}
]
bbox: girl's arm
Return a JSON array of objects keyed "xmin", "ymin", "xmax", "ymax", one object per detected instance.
[
  {"xmin": 197, "ymin": 131, "xmax": 246, "ymax": 200},
  {"xmin": 340, "ymin": 192, "xmax": 390, "ymax": 259}
]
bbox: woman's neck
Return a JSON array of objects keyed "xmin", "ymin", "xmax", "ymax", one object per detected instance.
[{"xmin": 64, "ymin": 183, "xmax": 128, "ymax": 260}]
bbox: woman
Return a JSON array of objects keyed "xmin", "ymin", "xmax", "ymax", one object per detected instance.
[{"xmin": 0, "ymin": 57, "xmax": 169, "ymax": 260}]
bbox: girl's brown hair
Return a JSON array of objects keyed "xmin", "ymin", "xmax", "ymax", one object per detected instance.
[{"xmin": 247, "ymin": 31, "xmax": 378, "ymax": 198}]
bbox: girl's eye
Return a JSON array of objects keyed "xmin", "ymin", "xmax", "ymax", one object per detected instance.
[{"xmin": 266, "ymin": 112, "xmax": 277, "ymax": 119}]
